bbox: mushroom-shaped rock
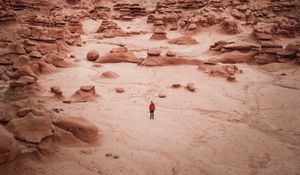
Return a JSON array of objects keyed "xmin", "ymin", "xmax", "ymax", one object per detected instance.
[
  {"xmin": 150, "ymin": 28, "xmax": 167, "ymax": 40},
  {"xmin": 71, "ymin": 86, "xmax": 99, "ymax": 102},
  {"xmin": 6, "ymin": 113, "xmax": 53, "ymax": 143},
  {"xmin": 87, "ymin": 50, "xmax": 99, "ymax": 61},
  {"xmin": 53, "ymin": 116, "xmax": 99, "ymax": 144},
  {"xmin": 147, "ymin": 49, "xmax": 161, "ymax": 57}
]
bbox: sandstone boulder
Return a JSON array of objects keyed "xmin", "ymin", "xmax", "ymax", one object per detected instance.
[
  {"xmin": 217, "ymin": 51, "xmax": 257, "ymax": 63},
  {"xmin": 53, "ymin": 116, "xmax": 99, "ymax": 144},
  {"xmin": 86, "ymin": 50, "xmax": 99, "ymax": 61},
  {"xmin": 186, "ymin": 83, "xmax": 196, "ymax": 92},
  {"xmin": 6, "ymin": 113, "xmax": 53, "ymax": 143},
  {"xmin": 71, "ymin": 86, "xmax": 99, "ymax": 102}
]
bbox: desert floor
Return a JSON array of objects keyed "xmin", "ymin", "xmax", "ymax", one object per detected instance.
[{"xmin": 1, "ymin": 18, "xmax": 300, "ymax": 175}]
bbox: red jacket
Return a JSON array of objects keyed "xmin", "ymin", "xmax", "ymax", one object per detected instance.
[{"xmin": 149, "ymin": 103, "xmax": 155, "ymax": 110}]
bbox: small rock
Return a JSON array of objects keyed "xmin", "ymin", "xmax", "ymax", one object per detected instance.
[
  {"xmin": 113, "ymin": 155, "xmax": 119, "ymax": 159},
  {"xmin": 50, "ymin": 86, "xmax": 63, "ymax": 96},
  {"xmin": 105, "ymin": 153, "xmax": 112, "ymax": 157},
  {"xmin": 30, "ymin": 51, "xmax": 42, "ymax": 58},
  {"xmin": 93, "ymin": 63, "xmax": 102, "ymax": 67},
  {"xmin": 147, "ymin": 49, "xmax": 161, "ymax": 57},
  {"xmin": 227, "ymin": 75, "xmax": 236, "ymax": 81},
  {"xmin": 115, "ymin": 87, "xmax": 125, "ymax": 93},
  {"xmin": 159, "ymin": 93, "xmax": 166, "ymax": 98},
  {"xmin": 63, "ymin": 100, "xmax": 71, "ymax": 104},
  {"xmin": 187, "ymin": 23, "xmax": 197, "ymax": 30},
  {"xmin": 187, "ymin": 83, "xmax": 196, "ymax": 92},
  {"xmin": 166, "ymin": 51, "xmax": 176, "ymax": 57},
  {"xmin": 172, "ymin": 84, "xmax": 181, "ymax": 88}
]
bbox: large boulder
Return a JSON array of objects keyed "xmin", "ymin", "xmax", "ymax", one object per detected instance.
[
  {"xmin": 222, "ymin": 42, "xmax": 258, "ymax": 51},
  {"xmin": 53, "ymin": 116, "xmax": 99, "ymax": 144},
  {"xmin": 217, "ymin": 51, "xmax": 257, "ymax": 63},
  {"xmin": 86, "ymin": 50, "xmax": 99, "ymax": 61},
  {"xmin": 0, "ymin": 126, "xmax": 21, "ymax": 164},
  {"xmin": 6, "ymin": 113, "xmax": 53, "ymax": 143}
]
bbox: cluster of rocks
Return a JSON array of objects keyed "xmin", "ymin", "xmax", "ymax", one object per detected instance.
[
  {"xmin": 89, "ymin": 5, "xmax": 111, "ymax": 20},
  {"xmin": 147, "ymin": 5, "xmax": 224, "ymax": 31},
  {"xmin": 97, "ymin": 20, "xmax": 127, "ymax": 38},
  {"xmin": 210, "ymin": 40, "xmax": 300, "ymax": 64},
  {"xmin": 0, "ymin": 1, "xmax": 85, "ymax": 90},
  {"xmin": 140, "ymin": 48, "xmax": 203, "ymax": 66},
  {"xmin": 112, "ymin": 3, "xmax": 147, "ymax": 20},
  {"xmin": 156, "ymin": 0, "xmax": 209, "ymax": 10},
  {"xmin": 0, "ymin": 1, "xmax": 16, "ymax": 22},
  {"xmin": 199, "ymin": 61, "xmax": 241, "ymax": 81},
  {"xmin": 0, "ymin": 98, "xmax": 99, "ymax": 164}
]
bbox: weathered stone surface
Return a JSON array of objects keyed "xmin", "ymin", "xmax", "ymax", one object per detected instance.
[
  {"xmin": 0, "ymin": 126, "xmax": 21, "ymax": 164},
  {"xmin": 53, "ymin": 116, "xmax": 99, "ymax": 144},
  {"xmin": 6, "ymin": 113, "xmax": 53, "ymax": 143}
]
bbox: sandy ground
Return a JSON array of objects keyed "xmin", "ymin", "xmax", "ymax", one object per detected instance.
[{"xmin": 1, "ymin": 18, "xmax": 300, "ymax": 175}]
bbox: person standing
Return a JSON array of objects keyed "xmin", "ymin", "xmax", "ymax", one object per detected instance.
[{"xmin": 149, "ymin": 101, "xmax": 155, "ymax": 120}]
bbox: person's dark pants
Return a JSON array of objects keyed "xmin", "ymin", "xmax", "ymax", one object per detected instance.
[{"xmin": 150, "ymin": 110, "xmax": 154, "ymax": 120}]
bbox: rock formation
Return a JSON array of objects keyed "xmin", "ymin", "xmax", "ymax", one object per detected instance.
[{"xmin": 71, "ymin": 86, "xmax": 99, "ymax": 102}]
